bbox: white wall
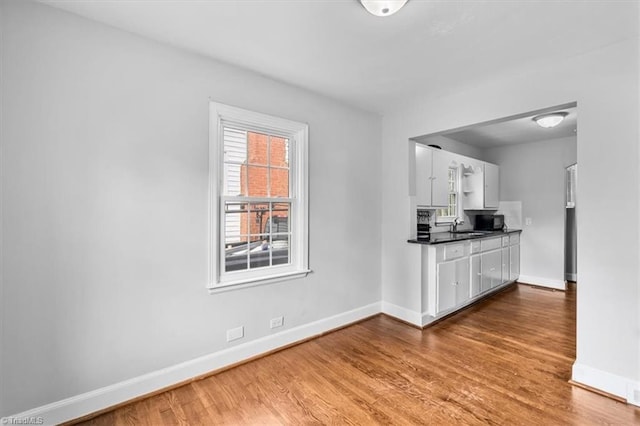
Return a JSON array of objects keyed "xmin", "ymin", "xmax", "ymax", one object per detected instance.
[
  {"xmin": 484, "ymin": 136, "xmax": 577, "ymax": 287},
  {"xmin": 381, "ymin": 5, "xmax": 639, "ymax": 401},
  {"xmin": 0, "ymin": 0, "xmax": 381, "ymax": 417}
]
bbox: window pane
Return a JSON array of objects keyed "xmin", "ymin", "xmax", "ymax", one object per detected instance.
[
  {"xmin": 269, "ymin": 203, "xmax": 290, "ymax": 235},
  {"xmin": 247, "ymin": 132, "xmax": 268, "ymax": 165},
  {"xmin": 247, "ymin": 166, "xmax": 268, "ymax": 197},
  {"xmin": 223, "ymin": 127, "xmax": 247, "ymax": 164},
  {"xmin": 272, "ymin": 235, "xmax": 290, "ymax": 266},
  {"xmin": 223, "ymin": 127, "xmax": 247, "ymax": 196},
  {"xmin": 225, "ymin": 241, "xmax": 248, "ymax": 272},
  {"xmin": 224, "ymin": 202, "xmax": 247, "ymax": 243},
  {"xmin": 248, "ymin": 203, "xmax": 270, "ymax": 236},
  {"xmin": 223, "ymin": 163, "xmax": 244, "ymax": 196},
  {"xmin": 249, "ymin": 239, "xmax": 271, "ymax": 269},
  {"xmin": 270, "ymin": 137, "xmax": 289, "ymax": 167},
  {"xmin": 270, "ymin": 167, "xmax": 289, "ymax": 198}
]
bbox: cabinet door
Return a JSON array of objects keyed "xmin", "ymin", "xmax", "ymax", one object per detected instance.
[
  {"xmin": 470, "ymin": 254, "xmax": 482, "ymax": 297},
  {"xmin": 431, "ymin": 149, "xmax": 450, "ymax": 207},
  {"xmin": 480, "ymin": 252, "xmax": 492, "ymax": 293},
  {"xmin": 501, "ymin": 247, "xmax": 509, "ymax": 284},
  {"xmin": 510, "ymin": 244, "xmax": 520, "ymax": 281},
  {"xmin": 436, "ymin": 261, "xmax": 457, "ymax": 314},
  {"xmin": 415, "ymin": 145, "xmax": 433, "ymax": 207},
  {"xmin": 490, "ymin": 249, "xmax": 503, "ymax": 288},
  {"xmin": 481, "ymin": 250, "xmax": 501, "ymax": 291},
  {"xmin": 484, "ymin": 162, "xmax": 499, "ymax": 208},
  {"xmin": 455, "ymin": 257, "xmax": 470, "ymax": 305}
]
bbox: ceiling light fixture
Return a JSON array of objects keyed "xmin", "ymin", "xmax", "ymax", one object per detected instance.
[
  {"xmin": 359, "ymin": 0, "xmax": 409, "ymax": 17},
  {"xmin": 533, "ymin": 112, "xmax": 568, "ymax": 128}
]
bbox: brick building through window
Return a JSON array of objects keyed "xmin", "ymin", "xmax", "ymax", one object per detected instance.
[{"xmin": 239, "ymin": 132, "xmax": 289, "ymax": 239}]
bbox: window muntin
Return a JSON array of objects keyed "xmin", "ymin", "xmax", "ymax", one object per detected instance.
[{"xmin": 210, "ymin": 103, "xmax": 309, "ymax": 290}]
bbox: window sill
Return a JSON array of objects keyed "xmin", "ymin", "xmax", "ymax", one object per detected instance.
[{"xmin": 208, "ymin": 269, "xmax": 312, "ymax": 294}]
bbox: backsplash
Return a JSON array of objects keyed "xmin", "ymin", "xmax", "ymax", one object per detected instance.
[{"xmin": 418, "ymin": 209, "xmax": 512, "ymax": 233}]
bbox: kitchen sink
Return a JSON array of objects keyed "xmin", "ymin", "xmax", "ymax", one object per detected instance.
[{"xmin": 451, "ymin": 231, "xmax": 490, "ymax": 236}]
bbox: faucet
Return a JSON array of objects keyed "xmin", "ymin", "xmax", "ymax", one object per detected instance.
[{"xmin": 450, "ymin": 217, "xmax": 460, "ymax": 233}]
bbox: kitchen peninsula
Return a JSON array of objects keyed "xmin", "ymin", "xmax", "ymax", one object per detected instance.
[{"xmin": 408, "ymin": 230, "xmax": 521, "ymax": 327}]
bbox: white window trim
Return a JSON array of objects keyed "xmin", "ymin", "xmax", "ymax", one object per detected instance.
[{"xmin": 208, "ymin": 102, "xmax": 310, "ymax": 292}]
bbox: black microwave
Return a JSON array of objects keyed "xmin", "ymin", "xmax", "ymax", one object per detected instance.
[{"xmin": 475, "ymin": 214, "xmax": 505, "ymax": 231}]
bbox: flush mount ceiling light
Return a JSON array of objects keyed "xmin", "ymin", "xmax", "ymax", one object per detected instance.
[
  {"xmin": 359, "ymin": 0, "xmax": 409, "ymax": 17},
  {"xmin": 533, "ymin": 112, "xmax": 569, "ymax": 128}
]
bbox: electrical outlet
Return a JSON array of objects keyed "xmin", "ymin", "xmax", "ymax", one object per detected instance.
[
  {"xmin": 525, "ymin": 217, "xmax": 532, "ymax": 226},
  {"xmin": 226, "ymin": 326, "xmax": 244, "ymax": 342},
  {"xmin": 270, "ymin": 316, "xmax": 284, "ymax": 329}
]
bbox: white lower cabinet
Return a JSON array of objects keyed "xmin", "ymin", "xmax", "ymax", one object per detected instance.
[
  {"xmin": 510, "ymin": 244, "xmax": 520, "ymax": 281},
  {"xmin": 481, "ymin": 249, "xmax": 501, "ymax": 291},
  {"xmin": 470, "ymin": 254, "xmax": 482, "ymax": 298},
  {"xmin": 501, "ymin": 247, "xmax": 509, "ymax": 285},
  {"xmin": 436, "ymin": 257, "xmax": 470, "ymax": 314},
  {"xmin": 426, "ymin": 233, "xmax": 521, "ymax": 326}
]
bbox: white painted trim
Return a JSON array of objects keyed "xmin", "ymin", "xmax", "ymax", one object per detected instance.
[
  {"xmin": 208, "ymin": 269, "xmax": 312, "ymax": 294},
  {"xmin": 421, "ymin": 312, "xmax": 435, "ymax": 326},
  {"xmin": 518, "ymin": 274, "xmax": 566, "ymax": 290},
  {"xmin": 572, "ymin": 362, "xmax": 640, "ymax": 406},
  {"xmin": 7, "ymin": 302, "xmax": 381, "ymax": 425},
  {"xmin": 381, "ymin": 301, "xmax": 422, "ymax": 326}
]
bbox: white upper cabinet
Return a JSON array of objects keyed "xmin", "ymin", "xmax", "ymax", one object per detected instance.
[
  {"xmin": 415, "ymin": 144, "xmax": 433, "ymax": 207},
  {"xmin": 484, "ymin": 162, "xmax": 500, "ymax": 209},
  {"xmin": 415, "ymin": 144, "xmax": 448, "ymax": 208},
  {"xmin": 462, "ymin": 161, "xmax": 499, "ymax": 210},
  {"xmin": 415, "ymin": 144, "xmax": 498, "ymax": 210},
  {"xmin": 431, "ymin": 149, "xmax": 450, "ymax": 207}
]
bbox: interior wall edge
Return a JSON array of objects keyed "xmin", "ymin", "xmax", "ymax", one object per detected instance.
[{"xmin": 572, "ymin": 361, "xmax": 640, "ymax": 406}]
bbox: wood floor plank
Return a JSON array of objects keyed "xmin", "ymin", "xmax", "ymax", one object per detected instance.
[{"xmin": 75, "ymin": 284, "xmax": 640, "ymax": 425}]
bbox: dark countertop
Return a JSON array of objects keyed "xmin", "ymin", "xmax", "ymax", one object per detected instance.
[{"xmin": 408, "ymin": 229, "xmax": 522, "ymax": 245}]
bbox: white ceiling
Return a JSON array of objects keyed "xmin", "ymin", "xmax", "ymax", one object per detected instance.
[
  {"xmin": 437, "ymin": 106, "xmax": 578, "ymax": 148},
  {"xmin": 42, "ymin": 0, "xmax": 635, "ymax": 117}
]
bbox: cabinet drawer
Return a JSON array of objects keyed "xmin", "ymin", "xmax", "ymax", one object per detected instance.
[
  {"xmin": 481, "ymin": 237, "xmax": 501, "ymax": 251},
  {"xmin": 502, "ymin": 236, "xmax": 509, "ymax": 247},
  {"xmin": 444, "ymin": 243, "xmax": 465, "ymax": 260},
  {"xmin": 470, "ymin": 240, "xmax": 481, "ymax": 254},
  {"xmin": 510, "ymin": 233, "xmax": 520, "ymax": 245}
]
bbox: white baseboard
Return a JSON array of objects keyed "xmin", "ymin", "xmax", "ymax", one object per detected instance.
[
  {"xmin": 518, "ymin": 274, "xmax": 566, "ymax": 290},
  {"xmin": 381, "ymin": 301, "xmax": 422, "ymax": 326},
  {"xmin": 572, "ymin": 362, "xmax": 640, "ymax": 406},
  {"xmin": 6, "ymin": 302, "xmax": 382, "ymax": 425}
]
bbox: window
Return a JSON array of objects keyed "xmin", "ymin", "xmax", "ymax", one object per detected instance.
[
  {"xmin": 209, "ymin": 102, "xmax": 309, "ymax": 291},
  {"xmin": 436, "ymin": 166, "xmax": 461, "ymax": 224}
]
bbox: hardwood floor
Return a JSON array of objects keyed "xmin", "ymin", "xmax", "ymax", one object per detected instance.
[{"xmin": 76, "ymin": 284, "xmax": 640, "ymax": 425}]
